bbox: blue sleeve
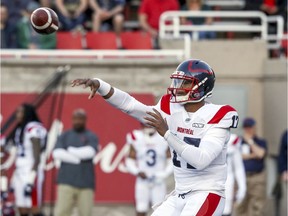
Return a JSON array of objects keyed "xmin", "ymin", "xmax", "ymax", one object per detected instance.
[{"xmin": 278, "ymin": 131, "xmax": 288, "ymax": 174}]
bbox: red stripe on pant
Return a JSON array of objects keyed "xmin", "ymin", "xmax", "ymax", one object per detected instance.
[
  {"xmin": 196, "ymin": 193, "xmax": 221, "ymax": 216},
  {"xmin": 31, "ymin": 179, "xmax": 38, "ymax": 207}
]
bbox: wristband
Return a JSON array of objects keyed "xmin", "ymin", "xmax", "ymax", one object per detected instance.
[{"xmin": 93, "ymin": 78, "xmax": 111, "ymax": 96}]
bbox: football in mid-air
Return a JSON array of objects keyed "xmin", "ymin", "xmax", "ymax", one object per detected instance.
[{"xmin": 30, "ymin": 7, "xmax": 59, "ymax": 34}]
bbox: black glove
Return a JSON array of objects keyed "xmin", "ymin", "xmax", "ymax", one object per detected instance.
[{"xmin": 24, "ymin": 184, "xmax": 33, "ymax": 197}]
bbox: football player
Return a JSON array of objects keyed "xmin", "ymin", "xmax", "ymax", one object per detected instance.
[
  {"xmin": 1, "ymin": 135, "xmax": 8, "ymax": 201},
  {"xmin": 223, "ymin": 134, "xmax": 246, "ymax": 216},
  {"xmin": 7, "ymin": 104, "xmax": 47, "ymax": 216},
  {"xmin": 126, "ymin": 124, "xmax": 173, "ymax": 216},
  {"xmin": 71, "ymin": 59, "xmax": 239, "ymax": 215}
]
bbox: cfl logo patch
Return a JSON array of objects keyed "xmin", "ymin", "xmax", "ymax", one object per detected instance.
[{"xmin": 192, "ymin": 123, "xmax": 205, "ymax": 128}]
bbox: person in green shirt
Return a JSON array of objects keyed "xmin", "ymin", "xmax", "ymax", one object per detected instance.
[{"xmin": 16, "ymin": 1, "xmax": 56, "ymax": 49}]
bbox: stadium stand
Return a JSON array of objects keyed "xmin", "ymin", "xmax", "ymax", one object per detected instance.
[
  {"xmin": 204, "ymin": 0, "xmax": 245, "ymax": 10},
  {"xmin": 120, "ymin": 31, "xmax": 153, "ymax": 49},
  {"xmin": 86, "ymin": 32, "xmax": 118, "ymax": 49},
  {"xmin": 159, "ymin": 11, "xmax": 285, "ymax": 54},
  {"xmin": 56, "ymin": 32, "xmax": 83, "ymax": 49},
  {"xmin": 282, "ymin": 33, "xmax": 288, "ymax": 56}
]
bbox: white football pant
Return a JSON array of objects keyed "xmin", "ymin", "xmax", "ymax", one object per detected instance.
[
  {"xmin": 135, "ymin": 178, "xmax": 166, "ymax": 213},
  {"xmin": 152, "ymin": 191, "xmax": 225, "ymax": 216},
  {"xmin": 13, "ymin": 169, "xmax": 44, "ymax": 208}
]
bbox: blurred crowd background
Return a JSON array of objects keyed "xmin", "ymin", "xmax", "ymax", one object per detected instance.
[{"xmin": 1, "ymin": 0, "xmax": 287, "ymax": 57}]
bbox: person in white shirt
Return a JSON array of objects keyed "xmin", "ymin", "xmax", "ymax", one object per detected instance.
[
  {"xmin": 223, "ymin": 134, "xmax": 246, "ymax": 216},
  {"xmin": 126, "ymin": 125, "xmax": 173, "ymax": 216},
  {"xmin": 71, "ymin": 59, "xmax": 239, "ymax": 215}
]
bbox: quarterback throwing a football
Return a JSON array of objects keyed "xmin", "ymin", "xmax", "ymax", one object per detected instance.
[{"xmin": 72, "ymin": 59, "xmax": 239, "ymax": 216}]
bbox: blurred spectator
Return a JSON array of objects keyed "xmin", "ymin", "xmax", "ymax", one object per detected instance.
[
  {"xmin": 181, "ymin": 0, "xmax": 216, "ymax": 39},
  {"xmin": 244, "ymin": 0, "xmax": 287, "ymax": 31},
  {"xmin": 244, "ymin": 0, "xmax": 263, "ymax": 11},
  {"xmin": 89, "ymin": 0, "xmax": 125, "ymax": 32},
  {"xmin": 223, "ymin": 134, "xmax": 246, "ymax": 216},
  {"xmin": 261, "ymin": 0, "xmax": 279, "ymax": 15},
  {"xmin": 236, "ymin": 117, "xmax": 267, "ymax": 216},
  {"xmin": 139, "ymin": 0, "xmax": 179, "ymax": 49},
  {"xmin": 89, "ymin": 0, "xmax": 125, "ymax": 48},
  {"xmin": 55, "ymin": 0, "xmax": 88, "ymax": 31},
  {"xmin": 0, "ymin": 4, "xmax": 9, "ymax": 48},
  {"xmin": 277, "ymin": 130, "xmax": 287, "ymax": 216},
  {"xmin": 36, "ymin": 0, "xmax": 54, "ymax": 7},
  {"xmin": 260, "ymin": 0, "xmax": 287, "ymax": 37},
  {"xmin": 53, "ymin": 109, "xmax": 98, "ymax": 216},
  {"xmin": 244, "ymin": 0, "xmax": 285, "ymax": 13},
  {"xmin": 1, "ymin": 0, "xmax": 32, "ymax": 48},
  {"xmin": 16, "ymin": 1, "xmax": 56, "ymax": 49}
]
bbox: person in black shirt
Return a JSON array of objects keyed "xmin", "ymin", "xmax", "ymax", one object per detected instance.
[{"xmin": 53, "ymin": 109, "xmax": 98, "ymax": 216}]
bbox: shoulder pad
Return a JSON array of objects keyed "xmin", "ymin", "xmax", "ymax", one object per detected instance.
[
  {"xmin": 207, "ymin": 105, "xmax": 239, "ymax": 128},
  {"xmin": 130, "ymin": 131, "xmax": 137, "ymax": 141},
  {"xmin": 25, "ymin": 122, "xmax": 46, "ymax": 137},
  {"xmin": 160, "ymin": 94, "xmax": 171, "ymax": 115},
  {"xmin": 126, "ymin": 130, "xmax": 139, "ymax": 144}
]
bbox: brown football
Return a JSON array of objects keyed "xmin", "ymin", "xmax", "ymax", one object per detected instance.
[{"xmin": 30, "ymin": 7, "xmax": 59, "ymax": 34}]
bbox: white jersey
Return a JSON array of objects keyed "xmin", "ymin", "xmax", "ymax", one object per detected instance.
[
  {"xmin": 14, "ymin": 121, "xmax": 47, "ymax": 172},
  {"xmin": 224, "ymin": 133, "xmax": 246, "ymax": 214},
  {"xmin": 227, "ymin": 134, "xmax": 244, "ymax": 181},
  {"xmin": 166, "ymin": 102, "xmax": 237, "ymax": 196},
  {"xmin": 106, "ymin": 91, "xmax": 238, "ymax": 197},
  {"xmin": 127, "ymin": 129, "xmax": 169, "ymax": 177}
]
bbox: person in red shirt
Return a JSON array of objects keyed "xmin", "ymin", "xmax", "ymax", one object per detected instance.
[
  {"xmin": 245, "ymin": 0, "xmax": 286, "ymax": 16},
  {"xmin": 139, "ymin": 0, "xmax": 179, "ymax": 48},
  {"xmin": 260, "ymin": 0, "xmax": 278, "ymax": 15}
]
